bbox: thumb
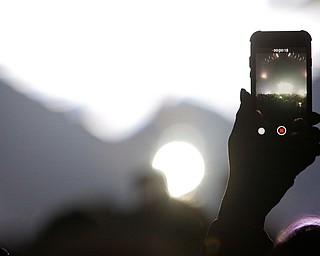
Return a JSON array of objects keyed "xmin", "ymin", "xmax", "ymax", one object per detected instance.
[{"xmin": 234, "ymin": 89, "xmax": 255, "ymax": 131}]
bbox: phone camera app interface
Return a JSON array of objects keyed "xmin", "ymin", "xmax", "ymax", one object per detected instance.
[{"xmin": 256, "ymin": 47, "xmax": 307, "ymax": 136}]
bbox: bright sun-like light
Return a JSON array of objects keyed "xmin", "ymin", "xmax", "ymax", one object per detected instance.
[
  {"xmin": 152, "ymin": 141, "xmax": 205, "ymax": 198},
  {"xmin": 277, "ymin": 82, "xmax": 294, "ymax": 94}
]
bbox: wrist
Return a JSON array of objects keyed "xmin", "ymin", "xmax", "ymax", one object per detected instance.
[
  {"xmin": 218, "ymin": 188, "xmax": 267, "ymax": 229},
  {"xmin": 218, "ymin": 171, "xmax": 272, "ymax": 227}
]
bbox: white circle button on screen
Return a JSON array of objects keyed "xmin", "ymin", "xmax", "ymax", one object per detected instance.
[{"xmin": 258, "ymin": 127, "xmax": 265, "ymax": 135}]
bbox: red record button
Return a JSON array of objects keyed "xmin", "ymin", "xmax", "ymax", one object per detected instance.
[{"xmin": 277, "ymin": 126, "xmax": 286, "ymax": 136}]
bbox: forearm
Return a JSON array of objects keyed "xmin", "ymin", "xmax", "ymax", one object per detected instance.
[
  {"xmin": 201, "ymin": 174, "xmax": 274, "ymax": 256},
  {"xmin": 200, "ymin": 88, "xmax": 319, "ymax": 256}
]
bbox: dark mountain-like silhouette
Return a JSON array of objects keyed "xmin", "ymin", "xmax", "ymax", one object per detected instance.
[{"xmin": 0, "ymin": 80, "xmax": 231, "ymax": 247}]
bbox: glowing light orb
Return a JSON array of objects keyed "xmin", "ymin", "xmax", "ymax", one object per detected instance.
[
  {"xmin": 298, "ymin": 89, "xmax": 306, "ymax": 96},
  {"xmin": 261, "ymin": 72, "xmax": 267, "ymax": 79},
  {"xmin": 277, "ymin": 82, "xmax": 294, "ymax": 94},
  {"xmin": 152, "ymin": 141, "xmax": 205, "ymax": 198}
]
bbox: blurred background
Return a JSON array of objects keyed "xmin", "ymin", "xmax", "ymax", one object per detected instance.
[{"xmin": 0, "ymin": 0, "xmax": 320, "ymax": 252}]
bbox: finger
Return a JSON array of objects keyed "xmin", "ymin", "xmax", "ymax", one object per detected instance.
[
  {"xmin": 311, "ymin": 112, "xmax": 320, "ymax": 125},
  {"xmin": 293, "ymin": 118, "xmax": 306, "ymax": 133},
  {"xmin": 234, "ymin": 89, "xmax": 256, "ymax": 130},
  {"xmin": 311, "ymin": 126, "xmax": 320, "ymax": 142},
  {"xmin": 239, "ymin": 89, "xmax": 254, "ymax": 113},
  {"xmin": 315, "ymin": 144, "xmax": 320, "ymax": 156}
]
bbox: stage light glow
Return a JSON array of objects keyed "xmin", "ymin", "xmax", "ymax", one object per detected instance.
[
  {"xmin": 261, "ymin": 72, "xmax": 267, "ymax": 79},
  {"xmin": 152, "ymin": 141, "xmax": 205, "ymax": 198},
  {"xmin": 298, "ymin": 89, "xmax": 306, "ymax": 96},
  {"xmin": 277, "ymin": 82, "xmax": 294, "ymax": 94}
]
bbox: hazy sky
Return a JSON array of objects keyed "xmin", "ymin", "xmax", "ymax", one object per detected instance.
[{"xmin": 0, "ymin": 0, "xmax": 319, "ymax": 140}]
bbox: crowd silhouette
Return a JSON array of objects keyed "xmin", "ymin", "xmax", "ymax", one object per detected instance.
[
  {"xmin": 2, "ymin": 89, "xmax": 320, "ymax": 256},
  {"xmin": 19, "ymin": 170, "xmax": 208, "ymax": 256}
]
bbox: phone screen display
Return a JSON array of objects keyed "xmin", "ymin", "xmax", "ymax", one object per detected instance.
[{"xmin": 255, "ymin": 47, "xmax": 308, "ymax": 136}]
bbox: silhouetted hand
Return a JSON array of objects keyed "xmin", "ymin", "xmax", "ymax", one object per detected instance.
[
  {"xmin": 221, "ymin": 89, "xmax": 320, "ymax": 221},
  {"xmin": 202, "ymin": 89, "xmax": 320, "ymax": 256}
]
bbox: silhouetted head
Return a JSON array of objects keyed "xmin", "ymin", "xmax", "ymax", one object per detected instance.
[
  {"xmin": 271, "ymin": 215, "xmax": 320, "ymax": 255},
  {"xmin": 135, "ymin": 168, "xmax": 169, "ymax": 206}
]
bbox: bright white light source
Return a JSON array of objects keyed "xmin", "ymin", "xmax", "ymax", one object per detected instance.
[
  {"xmin": 152, "ymin": 141, "xmax": 205, "ymax": 198},
  {"xmin": 261, "ymin": 72, "xmax": 268, "ymax": 79},
  {"xmin": 298, "ymin": 89, "xmax": 307, "ymax": 96},
  {"xmin": 277, "ymin": 82, "xmax": 294, "ymax": 94}
]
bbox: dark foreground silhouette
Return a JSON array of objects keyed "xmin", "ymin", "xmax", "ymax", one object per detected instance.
[
  {"xmin": 22, "ymin": 170, "xmax": 208, "ymax": 256},
  {"xmin": 201, "ymin": 89, "xmax": 320, "ymax": 256}
]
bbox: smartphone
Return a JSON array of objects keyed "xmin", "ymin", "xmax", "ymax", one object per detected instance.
[{"xmin": 250, "ymin": 30, "xmax": 312, "ymax": 137}]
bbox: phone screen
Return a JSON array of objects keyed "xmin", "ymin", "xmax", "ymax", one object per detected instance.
[{"xmin": 255, "ymin": 47, "xmax": 308, "ymax": 136}]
